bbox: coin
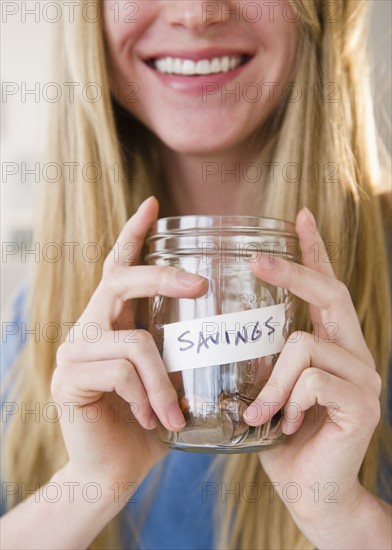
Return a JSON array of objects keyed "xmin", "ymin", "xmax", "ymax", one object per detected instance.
[
  {"xmin": 219, "ymin": 396, "xmax": 249, "ymax": 437},
  {"xmin": 179, "ymin": 411, "xmax": 234, "ymax": 445},
  {"xmin": 178, "ymin": 394, "xmax": 218, "ymax": 419},
  {"xmin": 178, "ymin": 394, "xmax": 234, "ymax": 445},
  {"xmin": 237, "ymin": 382, "xmax": 262, "ymax": 403}
]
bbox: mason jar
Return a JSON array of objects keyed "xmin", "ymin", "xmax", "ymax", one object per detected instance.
[{"xmin": 146, "ymin": 216, "xmax": 299, "ymax": 454}]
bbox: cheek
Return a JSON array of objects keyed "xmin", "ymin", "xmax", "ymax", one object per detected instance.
[
  {"xmin": 102, "ymin": 1, "xmax": 154, "ymax": 65},
  {"xmin": 252, "ymin": 2, "xmax": 300, "ymax": 78}
]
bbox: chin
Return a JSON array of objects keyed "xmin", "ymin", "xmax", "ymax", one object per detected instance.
[
  {"xmin": 162, "ymin": 139, "xmax": 230, "ymax": 155},
  {"xmin": 155, "ymin": 127, "xmax": 251, "ymax": 156}
]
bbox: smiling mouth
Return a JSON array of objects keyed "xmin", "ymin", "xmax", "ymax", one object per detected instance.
[{"xmin": 146, "ymin": 54, "xmax": 252, "ymax": 76}]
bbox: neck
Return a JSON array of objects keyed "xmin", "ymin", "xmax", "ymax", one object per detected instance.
[{"xmin": 157, "ymin": 138, "xmax": 276, "ymax": 218}]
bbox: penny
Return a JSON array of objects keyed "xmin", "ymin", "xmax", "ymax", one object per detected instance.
[
  {"xmin": 178, "ymin": 394, "xmax": 218, "ymax": 417},
  {"xmin": 237, "ymin": 382, "xmax": 263, "ymax": 403}
]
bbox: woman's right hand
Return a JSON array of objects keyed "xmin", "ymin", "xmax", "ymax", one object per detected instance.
[{"xmin": 51, "ymin": 196, "xmax": 208, "ymax": 500}]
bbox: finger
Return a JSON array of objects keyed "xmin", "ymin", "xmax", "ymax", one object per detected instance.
[
  {"xmin": 52, "ymin": 359, "xmax": 158, "ymax": 430},
  {"xmin": 295, "ymin": 208, "xmax": 338, "ymax": 342},
  {"xmin": 250, "ymin": 255, "xmax": 373, "ymax": 366},
  {"xmin": 102, "ymin": 265, "xmax": 209, "ymax": 300},
  {"xmin": 281, "ymin": 368, "xmax": 380, "ymax": 438},
  {"xmin": 295, "ymin": 207, "xmax": 336, "ymax": 278},
  {"xmin": 107, "ymin": 196, "xmax": 159, "ymax": 268},
  {"xmin": 57, "ymin": 330, "xmax": 186, "ymax": 431},
  {"xmin": 243, "ymin": 331, "xmax": 381, "ymax": 426},
  {"xmin": 77, "ymin": 265, "xmax": 208, "ymax": 329}
]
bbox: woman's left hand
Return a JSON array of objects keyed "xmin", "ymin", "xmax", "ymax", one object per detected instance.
[{"xmin": 244, "ymin": 207, "xmax": 385, "ymax": 544}]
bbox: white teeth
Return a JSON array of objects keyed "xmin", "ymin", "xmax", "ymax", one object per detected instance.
[
  {"xmin": 229, "ymin": 57, "xmax": 237, "ymax": 70},
  {"xmin": 166, "ymin": 57, "xmax": 173, "ymax": 73},
  {"xmin": 195, "ymin": 59, "xmax": 211, "ymax": 75},
  {"xmin": 155, "ymin": 58, "xmax": 166, "ymax": 72},
  {"xmin": 182, "ymin": 59, "xmax": 196, "ymax": 75},
  {"xmin": 221, "ymin": 56, "xmax": 230, "ymax": 72},
  {"xmin": 210, "ymin": 57, "xmax": 221, "ymax": 73},
  {"xmin": 153, "ymin": 55, "xmax": 243, "ymax": 75},
  {"xmin": 173, "ymin": 58, "xmax": 182, "ymax": 73}
]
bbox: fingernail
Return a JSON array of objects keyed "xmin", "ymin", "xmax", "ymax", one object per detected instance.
[
  {"xmin": 254, "ymin": 254, "xmax": 277, "ymax": 270},
  {"xmin": 168, "ymin": 402, "xmax": 186, "ymax": 430},
  {"xmin": 148, "ymin": 411, "xmax": 158, "ymax": 430},
  {"xmin": 304, "ymin": 207, "xmax": 317, "ymax": 229},
  {"xmin": 138, "ymin": 196, "xmax": 156, "ymax": 211},
  {"xmin": 244, "ymin": 402, "xmax": 262, "ymax": 423},
  {"xmin": 176, "ymin": 270, "xmax": 205, "ymax": 287}
]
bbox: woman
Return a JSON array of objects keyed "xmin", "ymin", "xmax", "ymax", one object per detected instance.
[{"xmin": 1, "ymin": 0, "xmax": 391, "ymax": 548}]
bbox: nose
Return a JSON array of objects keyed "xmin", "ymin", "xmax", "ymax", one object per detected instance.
[{"xmin": 164, "ymin": 1, "xmax": 232, "ymax": 34}]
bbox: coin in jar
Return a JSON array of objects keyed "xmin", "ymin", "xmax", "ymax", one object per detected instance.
[
  {"xmin": 219, "ymin": 396, "xmax": 249, "ymax": 437},
  {"xmin": 179, "ymin": 411, "xmax": 234, "ymax": 445}
]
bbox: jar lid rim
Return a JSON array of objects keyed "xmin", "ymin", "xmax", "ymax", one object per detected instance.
[{"xmin": 150, "ymin": 215, "xmax": 296, "ymax": 236}]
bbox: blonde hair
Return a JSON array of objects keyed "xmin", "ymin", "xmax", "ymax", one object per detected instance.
[{"xmin": 3, "ymin": 1, "xmax": 390, "ymax": 549}]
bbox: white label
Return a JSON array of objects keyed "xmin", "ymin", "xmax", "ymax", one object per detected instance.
[{"xmin": 162, "ymin": 304, "xmax": 286, "ymax": 373}]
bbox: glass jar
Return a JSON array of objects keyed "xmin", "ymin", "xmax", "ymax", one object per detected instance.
[{"xmin": 146, "ymin": 216, "xmax": 299, "ymax": 454}]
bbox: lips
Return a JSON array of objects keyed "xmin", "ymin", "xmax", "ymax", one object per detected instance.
[
  {"xmin": 143, "ymin": 49, "xmax": 254, "ymax": 77},
  {"xmin": 140, "ymin": 48, "xmax": 254, "ymax": 95}
]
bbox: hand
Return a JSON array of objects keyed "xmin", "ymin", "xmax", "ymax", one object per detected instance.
[
  {"xmin": 244, "ymin": 207, "xmax": 382, "ymax": 538},
  {"xmin": 51, "ymin": 197, "xmax": 208, "ymax": 499}
]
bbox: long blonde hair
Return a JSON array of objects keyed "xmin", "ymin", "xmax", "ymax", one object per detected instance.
[{"xmin": 3, "ymin": 1, "xmax": 390, "ymax": 549}]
